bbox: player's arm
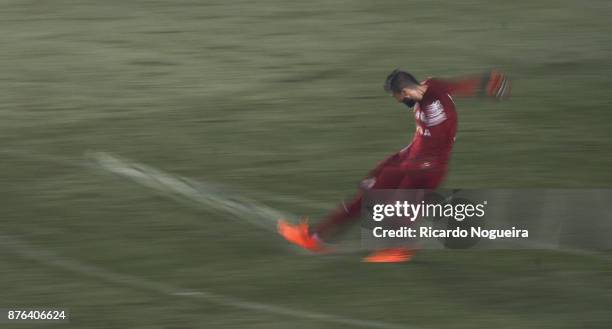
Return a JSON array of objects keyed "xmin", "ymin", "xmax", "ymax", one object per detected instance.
[{"xmin": 438, "ymin": 70, "xmax": 511, "ymax": 100}]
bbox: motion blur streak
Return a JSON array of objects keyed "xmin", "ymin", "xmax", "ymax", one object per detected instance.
[{"xmin": 89, "ymin": 152, "xmax": 289, "ymax": 232}]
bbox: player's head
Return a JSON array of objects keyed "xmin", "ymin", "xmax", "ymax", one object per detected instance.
[{"xmin": 384, "ymin": 69, "xmax": 426, "ymax": 108}]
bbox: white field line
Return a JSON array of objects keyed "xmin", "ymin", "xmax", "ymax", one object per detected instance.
[
  {"xmin": 0, "ymin": 234, "xmax": 413, "ymax": 329},
  {"xmin": 0, "ymin": 148, "xmax": 313, "ymax": 231},
  {"xmin": 88, "ymin": 151, "xmax": 298, "ymax": 232},
  {"xmin": 0, "ymin": 148, "xmax": 333, "ymax": 211},
  {"xmin": 0, "ymin": 149, "xmax": 366, "ymax": 254},
  {"xmin": 87, "ymin": 152, "xmax": 372, "ymax": 254}
]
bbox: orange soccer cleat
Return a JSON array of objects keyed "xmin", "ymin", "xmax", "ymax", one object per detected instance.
[
  {"xmin": 362, "ymin": 247, "xmax": 416, "ymax": 263},
  {"xmin": 277, "ymin": 218, "xmax": 327, "ymax": 253}
]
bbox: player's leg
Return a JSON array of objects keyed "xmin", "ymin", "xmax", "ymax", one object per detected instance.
[
  {"xmin": 313, "ymin": 164, "xmax": 408, "ymax": 241},
  {"xmin": 370, "ymin": 165, "xmax": 446, "ymax": 235},
  {"xmin": 363, "ymin": 163, "xmax": 447, "ymax": 262},
  {"xmin": 277, "ymin": 161, "xmax": 407, "ymax": 252}
]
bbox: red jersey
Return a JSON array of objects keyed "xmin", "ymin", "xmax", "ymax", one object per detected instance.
[
  {"xmin": 371, "ymin": 72, "xmax": 498, "ymax": 175},
  {"xmin": 403, "ymin": 79, "xmax": 458, "ymax": 165}
]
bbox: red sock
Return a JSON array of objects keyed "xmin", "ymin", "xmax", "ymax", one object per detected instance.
[
  {"xmin": 313, "ymin": 160, "xmax": 420, "ymax": 240},
  {"xmin": 314, "ymin": 193, "xmax": 362, "ymax": 240}
]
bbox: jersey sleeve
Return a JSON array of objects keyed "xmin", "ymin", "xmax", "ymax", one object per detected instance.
[
  {"xmin": 432, "ymin": 70, "xmax": 510, "ymax": 99},
  {"xmin": 432, "ymin": 75, "xmax": 486, "ymax": 97}
]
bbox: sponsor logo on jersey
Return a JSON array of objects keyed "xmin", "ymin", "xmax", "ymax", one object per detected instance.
[
  {"xmin": 423, "ymin": 100, "xmax": 447, "ymax": 127},
  {"xmin": 416, "ymin": 126, "xmax": 431, "ymax": 136}
]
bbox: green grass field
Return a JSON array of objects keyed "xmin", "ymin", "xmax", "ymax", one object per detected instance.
[{"xmin": 1, "ymin": 0, "xmax": 612, "ymax": 328}]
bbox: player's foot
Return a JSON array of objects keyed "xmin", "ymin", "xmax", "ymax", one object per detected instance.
[
  {"xmin": 362, "ymin": 247, "xmax": 416, "ymax": 263},
  {"xmin": 277, "ymin": 218, "xmax": 327, "ymax": 253}
]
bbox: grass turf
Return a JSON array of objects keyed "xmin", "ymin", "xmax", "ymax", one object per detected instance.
[{"xmin": 1, "ymin": 0, "xmax": 612, "ymax": 328}]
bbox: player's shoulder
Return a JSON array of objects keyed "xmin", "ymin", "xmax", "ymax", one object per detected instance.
[
  {"xmin": 422, "ymin": 78, "xmax": 445, "ymax": 90},
  {"xmin": 420, "ymin": 79, "xmax": 455, "ymax": 112},
  {"xmin": 421, "ymin": 78, "xmax": 448, "ymax": 101}
]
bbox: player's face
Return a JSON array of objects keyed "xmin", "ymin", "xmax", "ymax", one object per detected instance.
[
  {"xmin": 402, "ymin": 87, "xmax": 425, "ymax": 101},
  {"xmin": 392, "ymin": 92, "xmax": 405, "ymax": 103},
  {"xmin": 393, "ymin": 87, "xmax": 423, "ymax": 108}
]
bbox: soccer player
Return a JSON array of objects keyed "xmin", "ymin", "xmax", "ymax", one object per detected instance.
[{"xmin": 278, "ymin": 69, "xmax": 510, "ymax": 262}]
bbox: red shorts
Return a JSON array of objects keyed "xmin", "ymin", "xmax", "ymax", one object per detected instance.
[
  {"xmin": 313, "ymin": 154, "xmax": 447, "ymax": 237},
  {"xmin": 363, "ymin": 156, "xmax": 447, "ymax": 190}
]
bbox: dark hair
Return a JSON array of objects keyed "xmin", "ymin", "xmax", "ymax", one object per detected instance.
[{"xmin": 384, "ymin": 69, "xmax": 420, "ymax": 94}]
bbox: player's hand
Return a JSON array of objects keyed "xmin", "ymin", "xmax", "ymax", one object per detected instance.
[{"xmin": 485, "ymin": 70, "xmax": 511, "ymax": 100}]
